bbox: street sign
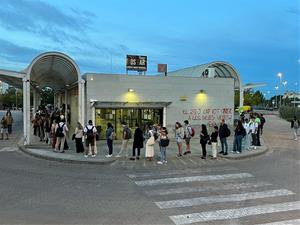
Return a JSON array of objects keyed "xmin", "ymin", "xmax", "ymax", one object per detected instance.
[
  {"xmin": 158, "ymin": 64, "xmax": 167, "ymax": 73},
  {"xmin": 126, "ymin": 55, "xmax": 147, "ymax": 71}
]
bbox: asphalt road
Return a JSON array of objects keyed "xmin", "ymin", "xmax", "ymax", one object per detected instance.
[{"xmin": 0, "ymin": 111, "xmax": 299, "ymax": 225}]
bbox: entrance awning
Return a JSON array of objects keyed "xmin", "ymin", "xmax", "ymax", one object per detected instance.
[{"xmin": 92, "ymin": 101, "xmax": 172, "ymax": 108}]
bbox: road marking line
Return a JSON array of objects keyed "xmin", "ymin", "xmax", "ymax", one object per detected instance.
[
  {"xmin": 187, "ymin": 158, "xmax": 197, "ymax": 165},
  {"xmin": 145, "ymin": 181, "xmax": 272, "ymax": 196},
  {"xmin": 178, "ymin": 158, "xmax": 187, "ymax": 165},
  {"xmin": 134, "ymin": 173, "xmax": 253, "ymax": 186},
  {"xmin": 169, "ymin": 201, "xmax": 300, "ymax": 225},
  {"xmin": 110, "ymin": 160, "xmax": 119, "ymax": 166},
  {"xmin": 127, "ymin": 166, "xmax": 236, "ymax": 178},
  {"xmin": 256, "ymin": 219, "xmax": 300, "ymax": 225},
  {"xmin": 156, "ymin": 189, "xmax": 294, "ymax": 209}
]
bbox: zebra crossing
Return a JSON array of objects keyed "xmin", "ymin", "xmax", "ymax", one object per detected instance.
[{"xmin": 128, "ymin": 167, "xmax": 300, "ymax": 225}]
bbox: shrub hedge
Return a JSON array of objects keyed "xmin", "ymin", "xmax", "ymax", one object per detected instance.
[{"xmin": 279, "ymin": 106, "xmax": 300, "ymax": 121}]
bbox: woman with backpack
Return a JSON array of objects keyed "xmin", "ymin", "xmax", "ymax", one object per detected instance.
[
  {"xmin": 291, "ymin": 116, "xmax": 299, "ymax": 141},
  {"xmin": 174, "ymin": 122, "xmax": 184, "ymax": 157},
  {"xmin": 105, "ymin": 122, "xmax": 115, "ymax": 158},
  {"xmin": 200, "ymin": 124, "xmax": 209, "ymax": 159},
  {"xmin": 158, "ymin": 127, "xmax": 169, "ymax": 164}
]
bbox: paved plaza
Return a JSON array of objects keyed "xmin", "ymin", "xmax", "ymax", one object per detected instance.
[{"xmin": 0, "ymin": 111, "xmax": 299, "ymax": 225}]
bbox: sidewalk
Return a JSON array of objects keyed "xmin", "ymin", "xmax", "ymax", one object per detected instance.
[{"xmin": 18, "ymin": 134, "xmax": 268, "ymax": 165}]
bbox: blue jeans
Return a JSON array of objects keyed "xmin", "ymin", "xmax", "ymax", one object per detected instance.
[
  {"xmin": 220, "ymin": 137, "xmax": 228, "ymax": 153},
  {"xmin": 160, "ymin": 146, "xmax": 167, "ymax": 162},
  {"xmin": 107, "ymin": 139, "xmax": 113, "ymax": 155},
  {"xmin": 233, "ymin": 135, "xmax": 243, "ymax": 152}
]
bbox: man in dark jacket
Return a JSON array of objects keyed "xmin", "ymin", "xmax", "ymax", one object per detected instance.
[
  {"xmin": 218, "ymin": 118, "xmax": 230, "ymax": 155},
  {"xmin": 130, "ymin": 123, "xmax": 144, "ymax": 160}
]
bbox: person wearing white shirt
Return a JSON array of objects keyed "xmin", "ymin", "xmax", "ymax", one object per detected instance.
[
  {"xmin": 243, "ymin": 118, "xmax": 251, "ymax": 150},
  {"xmin": 249, "ymin": 117, "xmax": 258, "ymax": 150}
]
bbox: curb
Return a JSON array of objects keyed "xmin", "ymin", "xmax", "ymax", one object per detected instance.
[
  {"xmin": 17, "ymin": 142, "xmax": 117, "ymax": 165},
  {"xmin": 218, "ymin": 146, "xmax": 269, "ymax": 160}
]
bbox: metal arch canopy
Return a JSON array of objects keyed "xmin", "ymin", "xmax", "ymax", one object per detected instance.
[
  {"xmin": 27, "ymin": 52, "xmax": 80, "ymax": 91},
  {"xmin": 166, "ymin": 61, "xmax": 242, "ymax": 90}
]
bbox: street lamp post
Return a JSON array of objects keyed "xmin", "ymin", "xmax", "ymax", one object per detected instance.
[
  {"xmin": 275, "ymin": 86, "xmax": 279, "ymax": 109},
  {"xmin": 277, "ymin": 73, "xmax": 282, "ymax": 107},
  {"xmin": 282, "ymin": 81, "xmax": 287, "ymax": 106},
  {"xmin": 294, "ymin": 82, "xmax": 298, "ymax": 108}
]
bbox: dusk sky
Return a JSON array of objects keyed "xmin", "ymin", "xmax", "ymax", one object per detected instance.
[{"xmin": 0, "ymin": 0, "xmax": 299, "ymax": 98}]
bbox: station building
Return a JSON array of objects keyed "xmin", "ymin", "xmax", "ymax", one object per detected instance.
[{"xmin": 0, "ymin": 52, "xmax": 243, "ymax": 144}]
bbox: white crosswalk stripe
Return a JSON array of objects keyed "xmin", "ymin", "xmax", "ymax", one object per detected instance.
[
  {"xmin": 129, "ymin": 170, "xmax": 299, "ymax": 224},
  {"xmin": 155, "ymin": 189, "xmax": 294, "ymax": 209},
  {"xmin": 134, "ymin": 172, "xmax": 253, "ymax": 186},
  {"xmin": 127, "ymin": 166, "xmax": 236, "ymax": 178},
  {"xmin": 169, "ymin": 201, "xmax": 300, "ymax": 225},
  {"xmin": 256, "ymin": 219, "xmax": 300, "ymax": 225},
  {"xmin": 145, "ymin": 181, "xmax": 272, "ymax": 196}
]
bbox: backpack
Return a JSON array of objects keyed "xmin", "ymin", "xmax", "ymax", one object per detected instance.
[
  {"xmin": 160, "ymin": 137, "xmax": 170, "ymax": 147},
  {"xmin": 86, "ymin": 126, "xmax": 95, "ymax": 140},
  {"xmin": 225, "ymin": 127, "xmax": 231, "ymax": 137},
  {"xmin": 109, "ymin": 130, "xmax": 116, "ymax": 140},
  {"xmin": 190, "ymin": 127, "xmax": 195, "ymax": 137},
  {"xmin": 124, "ymin": 127, "xmax": 132, "ymax": 139},
  {"xmin": 56, "ymin": 123, "xmax": 65, "ymax": 137},
  {"xmin": 294, "ymin": 120, "xmax": 299, "ymax": 129}
]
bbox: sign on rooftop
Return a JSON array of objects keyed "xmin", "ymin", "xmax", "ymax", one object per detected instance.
[{"xmin": 126, "ymin": 55, "xmax": 147, "ymax": 71}]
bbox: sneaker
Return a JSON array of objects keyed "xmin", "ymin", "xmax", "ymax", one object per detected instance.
[
  {"xmin": 201, "ymin": 156, "xmax": 206, "ymax": 159},
  {"xmin": 157, "ymin": 161, "xmax": 163, "ymax": 165},
  {"xmin": 130, "ymin": 157, "xmax": 135, "ymax": 160},
  {"xmin": 84, "ymin": 155, "xmax": 88, "ymax": 158},
  {"xmin": 136, "ymin": 156, "xmax": 140, "ymax": 160},
  {"xmin": 177, "ymin": 154, "xmax": 182, "ymax": 157},
  {"xmin": 219, "ymin": 151, "xmax": 224, "ymax": 154},
  {"xmin": 115, "ymin": 154, "xmax": 121, "ymax": 158},
  {"xmin": 163, "ymin": 160, "xmax": 167, "ymax": 164},
  {"xmin": 236, "ymin": 151, "xmax": 241, "ymax": 154},
  {"xmin": 59, "ymin": 150, "xmax": 65, "ymax": 153},
  {"xmin": 183, "ymin": 151, "xmax": 191, "ymax": 155},
  {"xmin": 106, "ymin": 154, "xmax": 112, "ymax": 158},
  {"xmin": 223, "ymin": 152, "xmax": 228, "ymax": 155},
  {"xmin": 91, "ymin": 154, "xmax": 96, "ymax": 158},
  {"xmin": 53, "ymin": 150, "xmax": 58, "ymax": 153}
]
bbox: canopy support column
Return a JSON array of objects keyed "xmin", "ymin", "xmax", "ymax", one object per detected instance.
[
  {"xmin": 239, "ymin": 88, "xmax": 244, "ymax": 109},
  {"xmin": 64, "ymin": 90, "xmax": 68, "ymax": 122},
  {"xmin": 78, "ymin": 79, "xmax": 85, "ymax": 127}
]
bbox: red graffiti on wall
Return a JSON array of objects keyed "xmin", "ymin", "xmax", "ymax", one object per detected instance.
[{"xmin": 182, "ymin": 107, "xmax": 233, "ymax": 126}]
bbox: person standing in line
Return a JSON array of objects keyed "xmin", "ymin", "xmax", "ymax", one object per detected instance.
[
  {"xmin": 291, "ymin": 116, "xmax": 299, "ymax": 141},
  {"xmin": 232, "ymin": 120, "xmax": 246, "ymax": 154},
  {"xmin": 6, "ymin": 110, "xmax": 13, "ymax": 134},
  {"xmin": 183, "ymin": 120, "xmax": 192, "ymax": 155},
  {"xmin": 255, "ymin": 114, "xmax": 261, "ymax": 146},
  {"xmin": 44, "ymin": 115, "xmax": 51, "ymax": 145},
  {"xmin": 145, "ymin": 130, "xmax": 155, "ymax": 161},
  {"xmin": 200, "ymin": 124, "xmax": 209, "ymax": 159},
  {"xmin": 260, "ymin": 114, "xmax": 266, "ymax": 135},
  {"xmin": 54, "ymin": 118, "xmax": 68, "ymax": 153},
  {"xmin": 84, "ymin": 120, "xmax": 97, "ymax": 157},
  {"xmin": 116, "ymin": 122, "xmax": 131, "ymax": 157},
  {"xmin": 218, "ymin": 118, "xmax": 230, "ymax": 155},
  {"xmin": 210, "ymin": 125, "xmax": 219, "ymax": 159},
  {"xmin": 0, "ymin": 116, "xmax": 9, "ymax": 140},
  {"xmin": 51, "ymin": 119, "xmax": 57, "ymax": 149},
  {"xmin": 243, "ymin": 118, "xmax": 251, "ymax": 150},
  {"xmin": 174, "ymin": 122, "xmax": 184, "ymax": 157},
  {"xmin": 249, "ymin": 116, "xmax": 258, "ymax": 150},
  {"xmin": 130, "ymin": 123, "xmax": 144, "ymax": 160},
  {"xmin": 105, "ymin": 122, "xmax": 114, "ymax": 158},
  {"xmin": 158, "ymin": 127, "xmax": 169, "ymax": 164},
  {"xmin": 74, "ymin": 122, "xmax": 84, "ymax": 153}
]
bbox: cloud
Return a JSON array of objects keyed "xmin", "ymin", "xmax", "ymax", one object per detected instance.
[
  {"xmin": 286, "ymin": 8, "xmax": 299, "ymax": 16},
  {"xmin": 0, "ymin": 0, "xmax": 95, "ymax": 43}
]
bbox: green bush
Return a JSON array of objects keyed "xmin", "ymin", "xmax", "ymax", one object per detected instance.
[{"xmin": 279, "ymin": 106, "xmax": 300, "ymax": 121}]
